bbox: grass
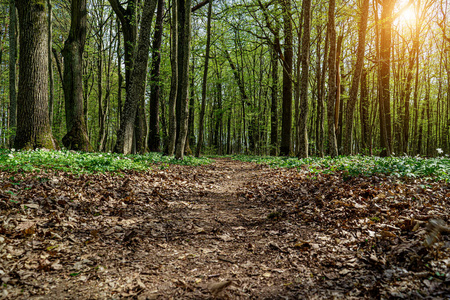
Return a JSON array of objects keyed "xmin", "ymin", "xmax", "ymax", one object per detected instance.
[
  {"xmin": 232, "ymin": 154, "xmax": 450, "ymax": 182},
  {"xmin": 0, "ymin": 149, "xmax": 211, "ymax": 174}
]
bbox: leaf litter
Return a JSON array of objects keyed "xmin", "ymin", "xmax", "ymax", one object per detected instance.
[{"xmin": 0, "ymin": 158, "xmax": 449, "ymax": 299}]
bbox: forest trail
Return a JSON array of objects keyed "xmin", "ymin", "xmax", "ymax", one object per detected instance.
[{"xmin": 0, "ymin": 158, "xmax": 449, "ymax": 299}]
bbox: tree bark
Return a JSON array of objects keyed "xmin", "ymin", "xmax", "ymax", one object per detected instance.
[
  {"xmin": 114, "ymin": 0, "xmax": 158, "ymax": 154},
  {"xmin": 196, "ymin": 0, "xmax": 213, "ymax": 157},
  {"xmin": 297, "ymin": 0, "xmax": 312, "ymax": 158},
  {"xmin": 326, "ymin": 0, "xmax": 338, "ymax": 157},
  {"xmin": 317, "ymin": 26, "xmax": 328, "ymax": 157},
  {"xmin": 174, "ymin": 0, "xmax": 192, "ymax": 159},
  {"xmin": 61, "ymin": 0, "xmax": 93, "ymax": 151},
  {"xmin": 378, "ymin": 0, "xmax": 395, "ymax": 156},
  {"xmin": 15, "ymin": 0, "xmax": 56, "ymax": 150},
  {"xmin": 279, "ymin": 0, "xmax": 293, "ymax": 156},
  {"xmin": 9, "ymin": 0, "xmax": 18, "ymax": 147},
  {"xmin": 360, "ymin": 68, "xmax": 370, "ymax": 151},
  {"xmin": 343, "ymin": 0, "xmax": 369, "ymax": 155},
  {"xmin": 270, "ymin": 38, "xmax": 279, "ymax": 156},
  {"xmin": 167, "ymin": 0, "xmax": 178, "ymax": 155},
  {"xmin": 48, "ymin": 0, "xmax": 54, "ymax": 128},
  {"xmin": 148, "ymin": 0, "xmax": 164, "ymax": 152}
]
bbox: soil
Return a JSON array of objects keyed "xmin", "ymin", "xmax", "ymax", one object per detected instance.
[{"xmin": 0, "ymin": 158, "xmax": 449, "ymax": 299}]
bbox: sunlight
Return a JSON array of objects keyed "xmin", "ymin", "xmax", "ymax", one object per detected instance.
[{"xmin": 398, "ymin": 6, "xmax": 416, "ymax": 25}]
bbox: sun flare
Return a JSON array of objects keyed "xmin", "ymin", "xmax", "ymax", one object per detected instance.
[{"xmin": 399, "ymin": 6, "xmax": 416, "ymax": 25}]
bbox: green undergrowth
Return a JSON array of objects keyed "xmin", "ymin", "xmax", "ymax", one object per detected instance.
[
  {"xmin": 0, "ymin": 149, "xmax": 211, "ymax": 174},
  {"xmin": 232, "ymin": 154, "xmax": 450, "ymax": 182}
]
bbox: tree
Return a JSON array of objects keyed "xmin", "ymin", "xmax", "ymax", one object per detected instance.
[
  {"xmin": 377, "ymin": 0, "xmax": 395, "ymax": 157},
  {"xmin": 196, "ymin": 0, "xmax": 213, "ymax": 157},
  {"xmin": 167, "ymin": 0, "xmax": 178, "ymax": 155},
  {"xmin": 148, "ymin": 0, "xmax": 165, "ymax": 152},
  {"xmin": 343, "ymin": 0, "xmax": 370, "ymax": 155},
  {"xmin": 297, "ymin": 0, "xmax": 312, "ymax": 158},
  {"xmin": 48, "ymin": 0, "xmax": 54, "ymax": 127},
  {"xmin": 9, "ymin": 0, "xmax": 17, "ymax": 147},
  {"xmin": 61, "ymin": 0, "xmax": 93, "ymax": 151},
  {"xmin": 109, "ymin": 0, "xmax": 147, "ymax": 153},
  {"xmin": 15, "ymin": 0, "xmax": 56, "ymax": 150},
  {"xmin": 326, "ymin": 0, "xmax": 338, "ymax": 157},
  {"xmin": 114, "ymin": 0, "xmax": 158, "ymax": 154},
  {"xmin": 174, "ymin": 0, "xmax": 193, "ymax": 159},
  {"xmin": 279, "ymin": 0, "xmax": 293, "ymax": 156}
]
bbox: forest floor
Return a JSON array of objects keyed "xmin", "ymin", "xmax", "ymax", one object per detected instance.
[{"xmin": 0, "ymin": 157, "xmax": 449, "ymax": 299}]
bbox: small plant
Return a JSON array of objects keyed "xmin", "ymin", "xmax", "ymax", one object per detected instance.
[
  {"xmin": 370, "ymin": 216, "xmax": 381, "ymax": 222},
  {"xmin": 232, "ymin": 154, "xmax": 450, "ymax": 182},
  {"xmin": 0, "ymin": 149, "xmax": 211, "ymax": 174}
]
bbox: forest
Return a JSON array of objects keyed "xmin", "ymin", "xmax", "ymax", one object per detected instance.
[
  {"xmin": 0, "ymin": 0, "xmax": 448, "ymax": 157},
  {"xmin": 0, "ymin": 0, "xmax": 450, "ymax": 298}
]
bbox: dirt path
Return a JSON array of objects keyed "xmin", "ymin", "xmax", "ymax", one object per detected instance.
[{"xmin": 1, "ymin": 158, "xmax": 449, "ymax": 299}]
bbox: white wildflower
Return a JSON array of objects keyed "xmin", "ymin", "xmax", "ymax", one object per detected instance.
[
  {"xmin": 436, "ymin": 148, "xmax": 443, "ymax": 154},
  {"xmin": 8, "ymin": 154, "xmax": 14, "ymax": 158}
]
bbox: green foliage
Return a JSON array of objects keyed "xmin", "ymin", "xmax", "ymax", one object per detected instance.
[
  {"xmin": 0, "ymin": 149, "xmax": 211, "ymax": 174},
  {"xmin": 232, "ymin": 155, "xmax": 450, "ymax": 182}
]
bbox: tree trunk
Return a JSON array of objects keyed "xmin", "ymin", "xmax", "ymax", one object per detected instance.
[
  {"xmin": 114, "ymin": 0, "xmax": 158, "ymax": 154},
  {"xmin": 148, "ymin": 0, "xmax": 164, "ymax": 152},
  {"xmin": 378, "ymin": 0, "xmax": 395, "ymax": 156},
  {"xmin": 334, "ymin": 34, "xmax": 343, "ymax": 139},
  {"xmin": 297, "ymin": 0, "xmax": 312, "ymax": 158},
  {"xmin": 15, "ymin": 0, "xmax": 56, "ymax": 150},
  {"xmin": 343, "ymin": 0, "xmax": 369, "ymax": 155},
  {"xmin": 48, "ymin": 0, "xmax": 54, "ymax": 128},
  {"xmin": 167, "ymin": 0, "xmax": 178, "ymax": 155},
  {"xmin": 134, "ymin": 91, "xmax": 148, "ymax": 153},
  {"xmin": 108, "ymin": 0, "xmax": 137, "ymax": 94},
  {"xmin": 360, "ymin": 68, "xmax": 370, "ymax": 151},
  {"xmin": 174, "ymin": 0, "xmax": 192, "ymax": 159},
  {"xmin": 270, "ymin": 39, "xmax": 279, "ymax": 156},
  {"xmin": 196, "ymin": 0, "xmax": 212, "ymax": 157},
  {"xmin": 61, "ymin": 0, "xmax": 92, "ymax": 151},
  {"xmin": 9, "ymin": 0, "xmax": 18, "ymax": 147},
  {"xmin": 279, "ymin": 0, "xmax": 293, "ymax": 156},
  {"xmin": 326, "ymin": 0, "xmax": 338, "ymax": 157},
  {"xmin": 317, "ymin": 26, "xmax": 328, "ymax": 157}
]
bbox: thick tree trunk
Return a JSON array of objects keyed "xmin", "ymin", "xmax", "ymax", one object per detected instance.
[
  {"xmin": 174, "ymin": 0, "xmax": 192, "ymax": 159},
  {"xmin": 297, "ymin": 0, "xmax": 312, "ymax": 158},
  {"xmin": 108, "ymin": 0, "xmax": 137, "ymax": 94},
  {"xmin": 343, "ymin": 0, "xmax": 369, "ymax": 155},
  {"xmin": 9, "ymin": 0, "xmax": 18, "ymax": 147},
  {"xmin": 15, "ymin": 0, "xmax": 56, "ymax": 150},
  {"xmin": 134, "ymin": 95, "xmax": 148, "ymax": 153},
  {"xmin": 196, "ymin": 0, "xmax": 212, "ymax": 157},
  {"xmin": 114, "ymin": 0, "xmax": 158, "ymax": 154},
  {"xmin": 148, "ymin": 0, "xmax": 164, "ymax": 152},
  {"xmin": 62, "ymin": 0, "xmax": 92, "ymax": 151},
  {"xmin": 109, "ymin": 0, "xmax": 141, "ymax": 150},
  {"xmin": 280, "ymin": 0, "xmax": 293, "ymax": 156}
]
